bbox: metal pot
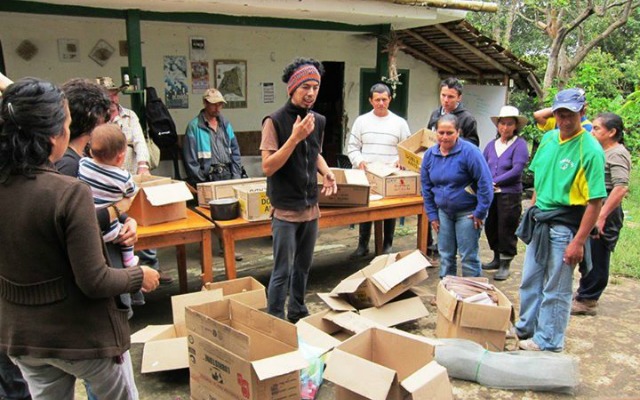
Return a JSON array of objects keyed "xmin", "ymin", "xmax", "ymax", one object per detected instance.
[{"xmin": 208, "ymin": 198, "xmax": 239, "ymax": 221}]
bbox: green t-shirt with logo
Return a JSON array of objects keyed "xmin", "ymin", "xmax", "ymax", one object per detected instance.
[{"xmin": 530, "ymin": 129, "xmax": 606, "ymax": 211}]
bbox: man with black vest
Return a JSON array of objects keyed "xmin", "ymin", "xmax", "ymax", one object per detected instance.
[{"xmin": 260, "ymin": 57, "xmax": 337, "ymax": 323}]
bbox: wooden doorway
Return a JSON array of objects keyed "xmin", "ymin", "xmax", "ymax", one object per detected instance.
[{"xmin": 314, "ymin": 61, "xmax": 345, "ymax": 167}]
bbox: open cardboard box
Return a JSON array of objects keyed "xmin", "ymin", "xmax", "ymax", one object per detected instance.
[
  {"xmin": 397, "ymin": 128, "xmax": 438, "ymax": 173},
  {"xmin": 317, "ymin": 168, "xmax": 370, "ymax": 207},
  {"xmin": 435, "ymin": 280, "xmax": 515, "ymax": 351},
  {"xmin": 186, "ymin": 299, "xmax": 308, "ymax": 400},
  {"xmin": 202, "ymin": 276, "xmax": 266, "ymax": 310},
  {"xmin": 323, "ymin": 327, "xmax": 453, "ymax": 400},
  {"xmin": 329, "ymin": 250, "xmax": 430, "ymax": 308},
  {"xmin": 233, "ymin": 182, "xmax": 271, "ymax": 221},
  {"xmin": 297, "ymin": 292, "xmax": 429, "ymax": 357},
  {"xmin": 131, "ymin": 278, "xmax": 266, "ymax": 373},
  {"xmin": 128, "ymin": 175, "xmax": 193, "ymax": 226},
  {"xmin": 197, "ymin": 177, "xmax": 265, "ymax": 207},
  {"xmin": 365, "ymin": 163, "xmax": 420, "ymax": 197}
]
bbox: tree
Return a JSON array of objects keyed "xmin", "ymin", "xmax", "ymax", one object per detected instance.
[{"xmin": 469, "ymin": 0, "xmax": 640, "ymax": 97}]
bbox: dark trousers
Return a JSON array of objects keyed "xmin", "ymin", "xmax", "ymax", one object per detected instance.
[
  {"xmin": 577, "ymin": 237, "xmax": 611, "ymax": 302},
  {"xmin": 267, "ymin": 218, "xmax": 318, "ymax": 320},
  {"xmin": 359, "ymin": 219, "xmax": 396, "ymax": 247},
  {"xmin": 484, "ymin": 192, "xmax": 522, "ymax": 258}
]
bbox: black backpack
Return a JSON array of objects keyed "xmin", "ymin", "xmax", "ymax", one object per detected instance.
[{"xmin": 145, "ymin": 86, "xmax": 178, "ymax": 149}]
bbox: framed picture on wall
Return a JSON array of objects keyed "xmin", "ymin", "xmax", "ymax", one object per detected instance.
[
  {"xmin": 214, "ymin": 59, "xmax": 247, "ymax": 109},
  {"xmin": 58, "ymin": 39, "xmax": 79, "ymax": 62},
  {"xmin": 88, "ymin": 39, "xmax": 115, "ymax": 67}
]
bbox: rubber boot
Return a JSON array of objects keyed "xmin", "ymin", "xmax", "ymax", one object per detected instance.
[
  {"xmin": 482, "ymin": 252, "xmax": 500, "ymax": 270},
  {"xmin": 350, "ymin": 225, "xmax": 370, "ymax": 259},
  {"xmin": 494, "ymin": 259, "xmax": 511, "ymax": 281},
  {"xmin": 382, "ymin": 219, "xmax": 396, "ymax": 254}
]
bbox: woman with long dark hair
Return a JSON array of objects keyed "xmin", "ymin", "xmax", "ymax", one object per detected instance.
[
  {"xmin": 572, "ymin": 112, "xmax": 631, "ymax": 315},
  {"xmin": 0, "ymin": 78, "xmax": 158, "ymax": 399}
]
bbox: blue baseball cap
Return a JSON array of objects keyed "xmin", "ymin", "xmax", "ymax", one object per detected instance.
[{"xmin": 552, "ymin": 88, "xmax": 586, "ymax": 112}]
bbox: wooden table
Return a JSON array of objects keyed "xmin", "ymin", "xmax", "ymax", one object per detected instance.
[
  {"xmin": 135, "ymin": 209, "xmax": 214, "ymax": 293},
  {"xmin": 196, "ymin": 195, "xmax": 428, "ymax": 280}
]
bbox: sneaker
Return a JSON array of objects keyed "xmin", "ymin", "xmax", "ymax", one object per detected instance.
[
  {"xmin": 218, "ymin": 249, "xmax": 244, "ymax": 262},
  {"xmin": 518, "ymin": 339, "xmax": 541, "ymax": 351},
  {"xmin": 158, "ymin": 270, "xmax": 174, "ymax": 285},
  {"xmin": 571, "ymin": 299, "xmax": 597, "ymax": 316}
]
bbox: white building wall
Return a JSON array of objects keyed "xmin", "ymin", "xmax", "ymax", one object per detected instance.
[{"xmin": 1, "ymin": 12, "xmax": 440, "ymax": 144}]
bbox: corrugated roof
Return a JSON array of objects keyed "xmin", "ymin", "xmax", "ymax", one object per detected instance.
[{"xmin": 396, "ymin": 19, "xmax": 541, "ymax": 96}]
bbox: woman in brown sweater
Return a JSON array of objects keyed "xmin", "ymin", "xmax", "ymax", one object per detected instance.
[{"xmin": 0, "ymin": 78, "xmax": 159, "ymax": 400}]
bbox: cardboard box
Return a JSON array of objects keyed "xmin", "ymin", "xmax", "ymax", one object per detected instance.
[
  {"xmin": 317, "ymin": 168, "xmax": 370, "ymax": 207},
  {"xmin": 186, "ymin": 299, "xmax": 308, "ymax": 400},
  {"xmin": 233, "ymin": 182, "xmax": 271, "ymax": 222},
  {"xmin": 365, "ymin": 163, "xmax": 420, "ymax": 197},
  {"xmin": 398, "ymin": 128, "xmax": 438, "ymax": 173},
  {"xmin": 202, "ymin": 277, "xmax": 266, "ymax": 310},
  {"xmin": 298, "ymin": 294, "xmax": 429, "ymax": 356},
  {"xmin": 324, "ymin": 327, "xmax": 453, "ymax": 400},
  {"xmin": 197, "ymin": 177, "xmax": 266, "ymax": 207},
  {"xmin": 131, "ymin": 278, "xmax": 266, "ymax": 373},
  {"xmin": 128, "ymin": 175, "xmax": 193, "ymax": 226},
  {"xmin": 435, "ymin": 280, "xmax": 514, "ymax": 351},
  {"xmin": 329, "ymin": 250, "xmax": 430, "ymax": 308}
]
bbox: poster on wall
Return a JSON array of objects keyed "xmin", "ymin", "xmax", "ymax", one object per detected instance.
[
  {"xmin": 261, "ymin": 82, "xmax": 275, "ymax": 103},
  {"xmin": 214, "ymin": 60, "xmax": 247, "ymax": 109},
  {"xmin": 58, "ymin": 39, "xmax": 79, "ymax": 62},
  {"xmin": 163, "ymin": 55, "xmax": 189, "ymax": 109},
  {"xmin": 189, "ymin": 37, "xmax": 206, "ymax": 61},
  {"xmin": 191, "ymin": 61, "xmax": 210, "ymax": 94}
]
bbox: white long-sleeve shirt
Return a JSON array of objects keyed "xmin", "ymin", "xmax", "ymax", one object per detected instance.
[{"xmin": 347, "ymin": 110, "xmax": 411, "ymax": 168}]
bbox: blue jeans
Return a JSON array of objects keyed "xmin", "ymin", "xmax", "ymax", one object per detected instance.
[
  {"xmin": 437, "ymin": 209, "xmax": 482, "ymax": 278},
  {"xmin": 267, "ymin": 218, "xmax": 318, "ymax": 321},
  {"xmin": 515, "ymin": 224, "xmax": 574, "ymax": 351}
]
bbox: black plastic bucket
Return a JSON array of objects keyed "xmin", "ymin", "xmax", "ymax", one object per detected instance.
[{"xmin": 208, "ymin": 198, "xmax": 239, "ymax": 221}]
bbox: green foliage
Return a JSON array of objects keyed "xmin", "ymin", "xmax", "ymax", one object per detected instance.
[{"xmin": 611, "ymin": 168, "xmax": 640, "ymax": 279}]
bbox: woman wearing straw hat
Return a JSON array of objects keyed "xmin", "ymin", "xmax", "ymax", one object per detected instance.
[{"xmin": 482, "ymin": 106, "xmax": 530, "ymax": 280}]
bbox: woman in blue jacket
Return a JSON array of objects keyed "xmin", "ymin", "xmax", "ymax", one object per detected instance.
[{"xmin": 421, "ymin": 114, "xmax": 493, "ymax": 278}]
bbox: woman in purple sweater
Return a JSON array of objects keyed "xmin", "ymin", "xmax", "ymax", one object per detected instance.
[{"xmin": 482, "ymin": 106, "xmax": 530, "ymax": 280}]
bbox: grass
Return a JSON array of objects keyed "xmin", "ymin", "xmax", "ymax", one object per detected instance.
[{"xmin": 610, "ymin": 167, "xmax": 640, "ymax": 279}]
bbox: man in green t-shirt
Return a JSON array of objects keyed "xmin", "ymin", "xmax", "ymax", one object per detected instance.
[{"xmin": 514, "ymin": 88, "xmax": 606, "ymax": 352}]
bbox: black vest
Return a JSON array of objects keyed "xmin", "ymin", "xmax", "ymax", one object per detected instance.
[{"xmin": 265, "ymin": 101, "xmax": 326, "ymax": 211}]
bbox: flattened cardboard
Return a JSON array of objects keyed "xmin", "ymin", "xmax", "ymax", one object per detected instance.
[
  {"xmin": 365, "ymin": 163, "xmax": 420, "ymax": 197},
  {"xmin": 131, "ymin": 289, "xmax": 224, "ymax": 373},
  {"xmin": 317, "ymin": 168, "xmax": 370, "ymax": 207},
  {"xmin": 197, "ymin": 177, "xmax": 265, "ymax": 206},
  {"xmin": 202, "ymin": 276, "xmax": 266, "ymax": 310},
  {"xmin": 358, "ymin": 296, "xmax": 428, "ymax": 327},
  {"xmin": 329, "ymin": 250, "xmax": 429, "ymax": 308},
  {"xmin": 397, "ymin": 128, "xmax": 438, "ymax": 173},
  {"xmin": 316, "ymin": 293, "xmax": 356, "ymax": 312},
  {"xmin": 234, "ymin": 182, "xmax": 271, "ymax": 221},
  {"xmin": 435, "ymin": 281, "xmax": 514, "ymax": 351},
  {"xmin": 323, "ymin": 327, "xmax": 453, "ymax": 400},
  {"xmin": 128, "ymin": 175, "xmax": 192, "ymax": 226},
  {"xmin": 186, "ymin": 299, "xmax": 308, "ymax": 400}
]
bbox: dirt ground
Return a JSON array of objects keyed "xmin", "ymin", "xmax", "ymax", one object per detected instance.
[{"xmin": 98, "ymin": 216, "xmax": 640, "ymax": 399}]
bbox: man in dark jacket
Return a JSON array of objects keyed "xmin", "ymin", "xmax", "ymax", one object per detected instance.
[
  {"xmin": 260, "ymin": 57, "xmax": 337, "ymax": 323},
  {"xmin": 427, "ymin": 77, "xmax": 479, "ymax": 146},
  {"xmin": 182, "ymin": 88, "xmax": 243, "ymax": 187}
]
